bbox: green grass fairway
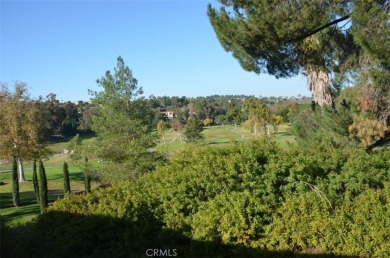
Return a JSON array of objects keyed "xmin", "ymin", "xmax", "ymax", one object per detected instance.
[
  {"xmin": 155, "ymin": 124, "xmax": 295, "ymax": 153},
  {"xmin": 0, "ymin": 163, "xmax": 94, "ymax": 226},
  {"xmin": 0, "ymin": 124, "xmax": 295, "ymax": 226},
  {"xmin": 0, "ymin": 133, "xmax": 98, "ymax": 226}
]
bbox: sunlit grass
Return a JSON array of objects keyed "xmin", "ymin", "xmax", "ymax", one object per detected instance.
[
  {"xmin": 0, "ymin": 124, "xmax": 295, "ymax": 226},
  {"xmin": 155, "ymin": 123, "xmax": 295, "ymax": 152},
  {"xmin": 0, "ymin": 133, "xmax": 98, "ymax": 226}
]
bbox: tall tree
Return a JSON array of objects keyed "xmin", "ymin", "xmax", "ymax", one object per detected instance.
[
  {"xmin": 84, "ymin": 157, "xmax": 91, "ymax": 194},
  {"xmin": 226, "ymin": 102, "xmax": 242, "ymax": 126},
  {"xmin": 243, "ymin": 97, "xmax": 271, "ymax": 138},
  {"xmin": 32, "ymin": 159, "xmax": 40, "ymax": 204},
  {"xmin": 78, "ymin": 103, "xmax": 97, "ymax": 132},
  {"xmin": 89, "ymin": 56, "xmax": 157, "ymax": 180},
  {"xmin": 61, "ymin": 102, "xmax": 80, "ymax": 135},
  {"xmin": 11, "ymin": 156, "xmax": 19, "ymax": 207},
  {"xmin": 0, "ymin": 82, "xmax": 50, "ymax": 182},
  {"xmin": 38, "ymin": 160, "xmax": 48, "ymax": 214},
  {"xmin": 157, "ymin": 120, "xmax": 168, "ymax": 144},
  {"xmin": 43, "ymin": 93, "xmax": 66, "ymax": 135},
  {"xmin": 63, "ymin": 161, "xmax": 71, "ymax": 195},
  {"xmin": 207, "ymin": 1, "xmax": 389, "ymax": 107}
]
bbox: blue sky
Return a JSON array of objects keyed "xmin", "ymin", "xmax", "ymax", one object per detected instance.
[{"xmin": 1, "ymin": 0, "xmax": 311, "ymax": 102}]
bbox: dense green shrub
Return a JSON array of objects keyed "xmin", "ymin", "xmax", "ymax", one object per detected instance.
[
  {"xmin": 15, "ymin": 139, "xmax": 390, "ymax": 257},
  {"xmin": 327, "ymin": 185, "xmax": 390, "ymax": 257},
  {"xmin": 264, "ymin": 184, "xmax": 390, "ymax": 257},
  {"xmin": 191, "ymin": 191, "xmax": 268, "ymax": 247},
  {"xmin": 264, "ymin": 191, "xmax": 333, "ymax": 254}
]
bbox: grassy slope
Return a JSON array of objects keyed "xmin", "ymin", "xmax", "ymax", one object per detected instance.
[
  {"xmin": 0, "ymin": 125, "xmax": 295, "ymax": 226},
  {"xmin": 0, "ymin": 134, "xmax": 97, "ymax": 226}
]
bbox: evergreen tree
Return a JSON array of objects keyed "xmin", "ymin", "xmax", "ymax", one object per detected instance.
[
  {"xmin": 184, "ymin": 117, "xmax": 204, "ymax": 143},
  {"xmin": 226, "ymin": 103, "xmax": 242, "ymax": 127},
  {"xmin": 11, "ymin": 156, "xmax": 19, "ymax": 207},
  {"xmin": 63, "ymin": 161, "xmax": 71, "ymax": 195},
  {"xmin": 38, "ymin": 160, "xmax": 48, "ymax": 214},
  {"xmin": 32, "ymin": 159, "xmax": 39, "ymax": 204},
  {"xmin": 89, "ymin": 56, "xmax": 157, "ymax": 180},
  {"xmin": 207, "ymin": 1, "xmax": 389, "ymax": 107},
  {"xmin": 84, "ymin": 157, "xmax": 91, "ymax": 194}
]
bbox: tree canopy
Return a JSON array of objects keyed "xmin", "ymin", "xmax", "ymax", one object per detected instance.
[
  {"xmin": 0, "ymin": 82, "xmax": 51, "ymax": 181},
  {"xmin": 208, "ymin": 0, "xmax": 389, "ymax": 107},
  {"xmin": 88, "ymin": 56, "xmax": 159, "ymax": 180}
]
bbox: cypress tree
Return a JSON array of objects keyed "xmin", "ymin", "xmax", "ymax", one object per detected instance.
[
  {"xmin": 32, "ymin": 159, "xmax": 39, "ymax": 204},
  {"xmin": 85, "ymin": 174, "xmax": 91, "ymax": 194},
  {"xmin": 38, "ymin": 159, "xmax": 48, "ymax": 214},
  {"xmin": 84, "ymin": 157, "xmax": 91, "ymax": 194},
  {"xmin": 11, "ymin": 156, "xmax": 20, "ymax": 207},
  {"xmin": 63, "ymin": 161, "xmax": 71, "ymax": 195}
]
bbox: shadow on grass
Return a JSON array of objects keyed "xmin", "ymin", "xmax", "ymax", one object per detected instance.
[
  {"xmin": 207, "ymin": 140, "xmax": 230, "ymax": 145},
  {"xmin": 0, "ymin": 190, "xmax": 65, "ymax": 225},
  {"xmin": 0, "ymin": 204, "xmax": 40, "ymax": 224},
  {"xmin": 0, "ymin": 191, "xmax": 38, "ymax": 209},
  {"xmin": 1, "ymin": 211, "xmax": 358, "ymax": 258},
  {"xmin": 49, "ymin": 171, "xmax": 85, "ymax": 182},
  {"xmin": 273, "ymin": 131, "xmax": 293, "ymax": 137},
  {"xmin": 49, "ymin": 132, "xmax": 96, "ymax": 144}
]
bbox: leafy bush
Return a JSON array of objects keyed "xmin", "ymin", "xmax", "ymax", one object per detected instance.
[
  {"xmin": 264, "ymin": 191, "xmax": 331, "ymax": 254},
  {"xmin": 191, "ymin": 191, "xmax": 268, "ymax": 247},
  {"xmin": 327, "ymin": 185, "xmax": 390, "ymax": 257},
  {"xmin": 14, "ymin": 139, "xmax": 390, "ymax": 257},
  {"xmin": 265, "ymin": 184, "xmax": 390, "ymax": 257}
]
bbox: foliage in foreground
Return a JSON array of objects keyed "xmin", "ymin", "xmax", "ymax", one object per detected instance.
[{"xmin": 11, "ymin": 140, "xmax": 390, "ymax": 257}]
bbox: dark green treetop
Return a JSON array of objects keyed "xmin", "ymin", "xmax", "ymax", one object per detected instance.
[
  {"xmin": 208, "ymin": 1, "xmax": 389, "ymax": 107},
  {"xmin": 184, "ymin": 117, "xmax": 204, "ymax": 143},
  {"xmin": 88, "ymin": 56, "xmax": 157, "ymax": 180}
]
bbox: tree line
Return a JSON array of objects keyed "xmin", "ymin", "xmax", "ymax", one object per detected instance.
[{"xmin": 1, "ymin": 0, "xmax": 389, "ymax": 256}]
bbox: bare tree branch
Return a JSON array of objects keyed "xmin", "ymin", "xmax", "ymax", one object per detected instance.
[{"xmin": 294, "ymin": 14, "xmax": 351, "ymax": 42}]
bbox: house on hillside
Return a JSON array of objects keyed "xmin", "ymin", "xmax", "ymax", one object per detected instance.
[{"xmin": 161, "ymin": 110, "xmax": 175, "ymax": 120}]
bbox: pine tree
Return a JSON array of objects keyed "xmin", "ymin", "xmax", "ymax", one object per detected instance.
[
  {"xmin": 32, "ymin": 159, "xmax": 39, "ymax": 204},
  {"xmin": 63, "ymin": 161, "xmax": 71, "ymax": 195},
  {"xmin": 38, "ymin": 159, "xmax": 48, "ymax": 214},
  {"xmin": 184, "ymin": 117, "xmax": 204, "ymax": 143},
  {"xmin": 11, "ymin": 156, "xmax": 19, "ymax": 207},
  {"xmin": 207, "ymin": 1, "xmax": 389, "ymax": 107},
  {"xmin": 89, "ymin": 56, "xmax": 157, "ymax": 180}
]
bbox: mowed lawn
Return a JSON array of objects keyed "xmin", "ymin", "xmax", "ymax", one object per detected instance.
[
  {"xmin": 0, "ymin": 134, "xmax": 97, "ymax": 226},
  {"xmin": 155, "ymin": 123, "xmax": 295, "ymax": 153},
  {"xmin": 0, "ymin": 124, "xmax": 295, "ymax": 226}
]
